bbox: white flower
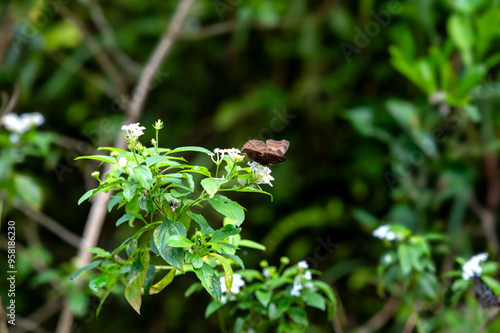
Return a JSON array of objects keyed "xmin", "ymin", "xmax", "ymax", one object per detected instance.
[
  {"xmin": 290, "ymin": 277, "xmax": 303, "ymax": 296},
  {"xmin": 383, "ymin": 254, "xmax": 393, "ymax": 264},
  {"xmin": 121, "ymin": 123, "xmax": 146, "ymax": 140},
  {"xmin": 462, "ymin": 253, "xmax": 489, "ymax": 281},
  {"xmin": 262, "ymin": 268, "xmax": 270, "ymax": 278},
  {"xmin": 2, "ymin": 112, "xmax": 45, "ymax": 135},
  {"xmin": 304, "ymin": 271, "xmax": 312, "ymax": 280},
  {"xmin": 373, "ymin": 225, "xmax": 396, "ymax": 241},
  {"xmin": 118, "ymin": 157, "xmax": 127, "ymax": 167},
  {"xmin": 298, "ymin": 260, "xmax": 309, "ymax": 269},
  {"xmin": 208, "ymin": 148, "xmax": 244, "ymax": 164},
  {"xmin": 248, "ymin": 161, "xmax": 274, "ymax": 187},
  {"xmin": 220, "ymin": 274, "xmax": 245, "ymax": 294}
]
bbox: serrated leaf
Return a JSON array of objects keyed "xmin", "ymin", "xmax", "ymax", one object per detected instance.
[{"xmin": 108, "ymin": 192, "xmax": 124, "ymax": 212}]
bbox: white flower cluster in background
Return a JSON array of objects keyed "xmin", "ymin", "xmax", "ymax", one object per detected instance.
[
  {"xmin": 462, "ymin": 253, "xmax": 489, "ymax": 281},
  {"xmin": 219, "ymin": 273, "xmax": 245, "ymax": 304},
  {"xmin": 372, "ymin": 225, "xmax": 396, "ymax": 241},
  {"xmin": 290, "ymin": 260, "xmax": 313, "ymax": 297},
  {"xmin": 1, "ymin": 112, "xmax": 45, "ymax": 142},
  {"xmin": 248, "ymin": 161, "xmax": 274, "ymax": 187}
]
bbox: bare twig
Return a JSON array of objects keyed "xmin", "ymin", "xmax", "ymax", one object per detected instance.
[
  {"xmin": 55, "ymin": 1, "xmax": 194, "ymax": 332},
  {"xmin": 14, "ymin": 203, "xmax": 82, "ymax": 248},
  {"xmin": 15, "ymin": 297, "xmax": 63, "ymax": 333},
  {"xmin": 0, "ymin": 85, "xmax": 18, "ymax": 119},
  {"xmin": 87, "ymin": 0, "xmax": 142, "ymax": 76},
  {"xmin": 126, "ymin": 0, "xmax": 194, "ymax": 124},
  {"xmin": 356, "ymin": 296, "xmax": 401, "ymax": 333},
  {"xmin": 57, "ymin": 5, "xmax": 128, "ymax": 97}
]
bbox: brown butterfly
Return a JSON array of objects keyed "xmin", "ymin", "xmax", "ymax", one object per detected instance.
[
  {"xmin": 241, "ymin": 139, "xmax": 290, "ymax": 166},
  {"xmin": 473, "ymin": 275, "xmax": 499, "ymax": 308}
]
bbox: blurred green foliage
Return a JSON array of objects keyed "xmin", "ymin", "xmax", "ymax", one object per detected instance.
[{"xmin": 2, "ymin": 0, "xmax": 500, "ymax": 331}]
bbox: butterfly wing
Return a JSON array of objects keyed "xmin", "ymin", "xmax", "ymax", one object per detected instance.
[
  {"xmin": 263, "ymin": 139, "xmax": 290, "ymax": 165},
  {"xmin": 242, "ymin": 140, "xmax": 268, "ymax": 165},
  {"xmin": 473, "ymin": 275, "xmax": 499, "ymax": 308}
]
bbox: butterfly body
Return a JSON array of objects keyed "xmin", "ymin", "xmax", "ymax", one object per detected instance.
[{"xmin": 241, "ymin": 139, "xmax": 290, "ymax": 166}]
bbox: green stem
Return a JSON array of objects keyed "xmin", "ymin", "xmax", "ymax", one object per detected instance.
[{"xmin": 217, "ymin": 309, "xmax": 227, "ymax": 333}]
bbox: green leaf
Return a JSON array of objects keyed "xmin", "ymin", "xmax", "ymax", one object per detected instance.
[
  {"xmin": 130, "ymin": 165, "xmax": 154, "ymax": 189},
  {"xmin": 448, "ymin": 14, "xmax": 473, "ymax": 67},
  {"xmin": 150, "ymin": 268, "xmax": 177, "ymax": 295},
  {"xmin": 186, "ymin": 211, "xmax": 214, "ymax": 234},
  {"xmin": 14, "ymin": 174, "xmax": 43, "ymax": 209},
  {"xmin": 69, "ymin": 260, "xmax": 101, "ymax": 280},
  {"xmin": 209, "ymin": 253, "xmax": 233, "ymax": 294},
  {"xmin": 302, "ymin": 291, "xmax": 326, "ymax": 310},
  {"xmin": 75, "ymin": 155, "xmax": 117, "ymax": 164},
  {"xmin": 165, "ymin": 146, "xmax": 213, "ymax": 155},
  {"xmin": 288, "ymin": 306, "xmax": 308, "ymax": 327},
  {"xmin": 78, "ymin": 188, "xmax": 96, "ymax": 205},
  {"xmin": 238, "ymin": 239, "xmax": 266, "ymax": 251},
  {"xmin": 108, "ymin": 192, "xmax": 124, "ymax": 212},
  {"xmin": 220, "ymin": 251, "xmax": 245, "ymax": 270},
  {"xmin": 211, "ymin": 224, "xmax": 241, "ymax": 242},
  {"xmin": 268, "ymin": 299, "xmax": 291, "ymax": 320},
  {"xmin": 154, "ymin": 218, "xmax": 187, "ymax": 270},
  {"xmin": 89, "ymin": 274, "xmax": 109, "ymax": 293},
  {"xmin": 185, "ymin": 252, "xmax": 204, "ymax": 269},
  {"xmin": 201, "ymin": 178, "xmax": 228, "ymax": 198},
  {"xmin": 194, "ymin": 262, "xmax": 221, "ymax": 302},
  {"xmin": 313, "ymin": 280, "xmax": 337, "ymax": 317},
  {"xmin": 256, "ymin": 289, "xmax": 272, "ymax": 307},
  {"xmin": 125, "ymin": 249, "xmax": 150, "ymax": 314},
  {"xmin": 398, "ymin": 244, "xmax": 413, "ymax": 276},
  {"xmin": 204, "ymin": 301, "xmax": 219, "ymax": 318},
  {"xmin": 166, "ymin": 235, "xmax": 195, "ymax": 248},
  {"xmin": 143, "ymin": 265, "xmax": 156, "ymax": 295},
  {"xmin": 208, "ymin": 195, "xmax": 245, "ymax": 226},
  {"xmin": 116, "ymin": 212, "xmax": 140, "ymax": 226}
]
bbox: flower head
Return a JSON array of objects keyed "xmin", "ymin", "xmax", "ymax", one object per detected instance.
[
  {"xmin": 248, "ymin": 161, "xmax": 274, "ymax": 187},
  {"xmin": 2, "ymin": 112, "xmax": 45, "ymax": 134},
  {"xmin": 121, "ymin": 123, "xmax": 146, "ymax": 140},
  {"xmin": 208, "ymin": 148, "xmax": 244, "ymax": 165},
  {"xmin": 118, "ymin": 157, "xmax": 127, "ymax": 167},
  {"xmin": 462, "ymin": 253, "xmax": 489, "ymax": 281},
  {"xmin": 298, "ymin": 260, "xmax": 309, "ymax": 269},
  {"xmin": 373, "ymin": 225, "xmax": 396, "ymax": 241}
]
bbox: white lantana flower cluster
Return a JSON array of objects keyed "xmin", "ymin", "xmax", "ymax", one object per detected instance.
[
  {"xmin": 462, "ymin": 253, "xmax": 489, "ymax": 281},
  {"xmin": 121, "ymin": 123, "xmax": 146, "ymax": 140},
  {"xmin": 372, "ymin": 225, "xmax": 396, "ymax": 241},
  {"xmin": 208, "ymin": 148, "xmax": 245, "ymax": 164},
  {"xmin": 248, "ymin": 161, "xmax": 274, "ymax": 187},
  {"xmin": 1, "ymin": 112, "xmax": 45, "ymax": 143},
  {"xmin": 219, "ymin": 274, "xmax": 245, "ymax": 304},
  {"xmin": 290, "ymin": 260, "xmax": 314, "ymax": 297}
]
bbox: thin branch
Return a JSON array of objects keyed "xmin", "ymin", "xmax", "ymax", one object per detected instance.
[
  {"xmin": 14, "ymin": 203, "xmax": 82, "ymax": 249},
  {"xmin": 55, "ymin": 1, "xmax": 195, "ymax": 332},
  {"xmin": 0, "ymin": 85, "xmax": 18, "ymax": 118},
  {"xmin": 356, "ymin": 296, "xmax": 401, "ymax": 333},
  {"xmin": 87, "ymin": 0, "xmax": 142, "ymax": 76},
  {"xmin": 57, "ymin": 5, "xmax": 128, "ymax": 97},
  {"xmin": 126, "ymin": 0, "xmax": 194, "ymax": 124},
  {"xmin": 16, "ymin": 297, "xmax": 62, "ymax": 333}
]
